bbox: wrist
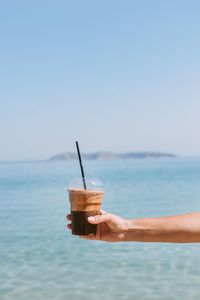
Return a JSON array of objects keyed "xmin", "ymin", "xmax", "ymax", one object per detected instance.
[
  {"xmin": 122, "ymin": 219, "xmax": 135, "ymax": 241},
  {"xmin": 123, "ymin": 218, "xmax": 145, "ymax": 242}
]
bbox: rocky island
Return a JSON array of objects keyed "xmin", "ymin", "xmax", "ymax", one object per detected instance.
[{"xmin": 49, "ymin": 151, "xmax": 176, "ymax": 161}]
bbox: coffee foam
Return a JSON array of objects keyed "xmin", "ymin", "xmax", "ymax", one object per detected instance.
[{"xmin": 68, "ymin": 188, "xmax": 104, "ymax": 212}]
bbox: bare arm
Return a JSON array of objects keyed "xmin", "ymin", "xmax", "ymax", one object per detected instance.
[
  {"xmin": 67, "ymin": 211, "xmax": 200, "ymax": 243},
  {"xmin": 125, "ymin": 212, "xmax": 200, "ymax": 243}
]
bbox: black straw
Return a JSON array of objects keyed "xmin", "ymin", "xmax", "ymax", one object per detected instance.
[{"xmin": 75, "ymin": 141, "xmax": 87, "ymax": 190}]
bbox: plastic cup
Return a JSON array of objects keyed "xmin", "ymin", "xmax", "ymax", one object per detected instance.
[{"xmin": 68, "ymin": 178, "xmax": 104, "ymax": 235}]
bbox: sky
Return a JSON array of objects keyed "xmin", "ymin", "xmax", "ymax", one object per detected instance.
[{"xmin": 0, "ymin": 0, "xmax": 200, "ymax": 160}]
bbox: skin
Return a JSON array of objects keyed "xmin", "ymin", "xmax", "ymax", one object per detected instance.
[{"xmin": 66, "ymin": 211, "xmax": 200, "ymax": 243}]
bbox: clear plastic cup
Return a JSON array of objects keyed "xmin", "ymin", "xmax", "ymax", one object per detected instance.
[{"xmin": 68, "ymin": 178, "xmax": 104, "ymax": 235}]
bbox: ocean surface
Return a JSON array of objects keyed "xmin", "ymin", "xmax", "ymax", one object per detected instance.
[{"xmin": 1, "ymin": 158, "xmax": 200, "ymax": 300}]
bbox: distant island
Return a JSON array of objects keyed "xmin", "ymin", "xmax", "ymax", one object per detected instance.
[{"xmin": 49, "ymin": 151, "xmax": 176, "ymax": 161}]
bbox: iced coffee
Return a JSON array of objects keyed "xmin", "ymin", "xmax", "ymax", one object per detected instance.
[{"xmin": 68, "ymin": 178, "xmax": 104, "ymax": 235}]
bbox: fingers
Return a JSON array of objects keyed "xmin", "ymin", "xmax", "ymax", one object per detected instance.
[
  {"xmin": 79, "ymin": 234, "xmax": 96, "ymax": 240},
  {"xmin": 67, "ymin": 223, "xmax": 72, "ymax": 230},
  {"xmin": 66, "ymin": 214, "xmax": 72, "ymax": 230},
  {"xmin": 66, "ymin": 214, "xmax": 71, "ymax": 221},
  {"xmin": 87, "ymin": 214, "xmax": 111, "ymax": 224}
]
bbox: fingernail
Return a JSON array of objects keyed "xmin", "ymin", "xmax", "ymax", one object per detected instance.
[{"xmin": 88, "ymin": 216, "xmax": 95, "ymax": 222}]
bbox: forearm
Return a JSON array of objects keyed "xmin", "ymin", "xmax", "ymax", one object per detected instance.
[{"xmin": 124, "ymin": 212, "xmax": 200, "ymax": 243}]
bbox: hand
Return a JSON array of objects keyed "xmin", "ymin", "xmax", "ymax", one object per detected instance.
[{"xmin": 66, "ymin": 210, "xmax": 128, "ymax": 242}]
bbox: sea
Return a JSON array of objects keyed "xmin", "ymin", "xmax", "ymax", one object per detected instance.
[{"xmin": 1, "ymin": 157, "xmax": 200, "ymax": 300}]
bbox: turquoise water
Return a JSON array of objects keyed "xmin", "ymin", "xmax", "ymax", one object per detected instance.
[{"xmin": 1, "ymin": 158, "xmax": 200, "ymax": 300}]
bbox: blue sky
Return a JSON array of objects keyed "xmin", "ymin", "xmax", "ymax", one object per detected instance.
[{"xmin": 0, "ymin": 0, "xmax": 200, "ymax": 160}]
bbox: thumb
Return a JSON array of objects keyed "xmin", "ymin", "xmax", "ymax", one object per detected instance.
[{"xmin": 88, "ymin": 214, "xmax": 111, "ymax": 224}]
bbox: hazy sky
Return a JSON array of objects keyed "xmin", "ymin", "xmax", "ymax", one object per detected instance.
[{"xmin": 0, "ymin": 0, "xmax": 200, "ymax": 160}]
